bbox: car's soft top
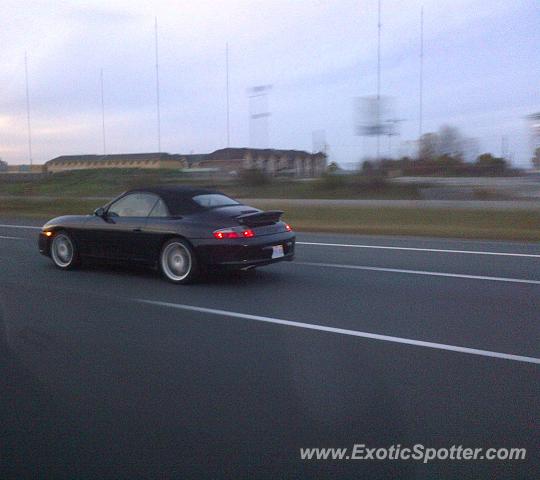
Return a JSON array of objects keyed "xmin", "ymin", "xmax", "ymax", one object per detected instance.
[{"xmin": 126, "ymin": 186, "xmax": 237, "ymax": 216}]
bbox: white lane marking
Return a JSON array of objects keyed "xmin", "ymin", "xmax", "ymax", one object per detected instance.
[
  {"xmin": 136, "ymin": 299, "xmax": 540, "ymax": 365},
  {"xmin": 1, "ymin": 224, "xmax": 539, "ymax": 258},
  {"xmin": 0, "ymin": 235, "xmax": 23, "ymax": 240},
  {"xmin": 297, "ymin": 241, "xmax": 540, "ymax": 258},
  {"xmin": 295, "ymin": 262, "xmax": 540, "ymax": 285},
  {"xmin": 0, "ymin": 224, "xmax": 41, "ymax": 230}
]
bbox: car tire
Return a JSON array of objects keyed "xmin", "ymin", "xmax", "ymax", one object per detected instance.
[
  {"xmin": 50, "ymin": 231, "xmax": 80, "ymax": 270},
  {"xmin": 159, "ymin": 238, "xmax": 199, "ymax": 284}
]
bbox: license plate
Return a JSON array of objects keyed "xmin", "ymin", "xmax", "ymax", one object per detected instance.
[{"xmin": 272, "ymin": 245, "xmax": 284, "ymax": 259}]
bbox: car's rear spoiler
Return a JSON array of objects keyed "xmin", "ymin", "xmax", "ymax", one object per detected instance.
[{"xmin": 236, "ymin": 210, "xmax": 284, "ymax": 227}]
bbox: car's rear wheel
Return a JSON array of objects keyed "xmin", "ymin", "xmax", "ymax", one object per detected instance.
[
  {"xmin": 159, "ymin": 238, "xmax": 199, "ymax": 284},
  {"xmin": 50, "ymin": 231, "xmax": 79, "ymax": 269}
]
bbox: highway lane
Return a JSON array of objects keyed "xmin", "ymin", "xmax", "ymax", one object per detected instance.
[
  {"xmin": 1, "ymin": 222, "xmax": 539, "ymax": 357},
  {"xmin": 0, "ymin": 220, "xmax": 539, "ymax": 478}
]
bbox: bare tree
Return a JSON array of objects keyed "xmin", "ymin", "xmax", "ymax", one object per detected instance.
[
  {"xmin": 438, "ymin": 125, "xmax": 464, "ymax": 158},
  {"xmin": 419, "ymin": 126, "xmax": 477, "ymax": 162},
  {"xmin": 418, "ymin": 133, "xmax": 439, "ymax": 161}
]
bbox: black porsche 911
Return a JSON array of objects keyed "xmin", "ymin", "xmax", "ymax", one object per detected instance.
[{"xmin": 38, "ymin": 186, "xmax": 295, "ymax": 283}]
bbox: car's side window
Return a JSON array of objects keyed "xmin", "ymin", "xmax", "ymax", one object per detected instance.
[
  {"xmin": 107, "ymin": 193, "xmax": 158, "ymax": 217},
  {"xmin": 148, "ymin": 198, "xmax": 169, "ymax": 218}
]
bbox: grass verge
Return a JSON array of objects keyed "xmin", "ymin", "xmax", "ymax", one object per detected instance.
[
  {"xmin": 1, "ymin": 197, "xmax": 539, "ymax": 241},
  {"xmin": 0, "ymin": 169, "xmax": 422, "ymax": 199}
]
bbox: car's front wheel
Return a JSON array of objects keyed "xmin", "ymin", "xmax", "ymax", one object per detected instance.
[
  {"xmin": 50, "ymin": 231, "xmax": 79, "ymax": 269},
  {"xmin": 159, "ymin": 238, "xmax": 199, "ymax": 284}
]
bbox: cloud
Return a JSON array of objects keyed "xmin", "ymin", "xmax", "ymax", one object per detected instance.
[{"xmin": 0, "ymin": 0, "xmax": 538, "ymax": 166}]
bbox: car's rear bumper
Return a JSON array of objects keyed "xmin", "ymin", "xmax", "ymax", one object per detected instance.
[
  {"xmin": 192, "ymin": 232, "xmax": 295, "ymax": 268},
  {"xmin": 215, "ymin": 252, "xmax": 295, "ymax": 269}
]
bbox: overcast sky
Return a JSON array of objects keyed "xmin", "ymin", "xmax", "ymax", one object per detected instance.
[{"xmin": 1, "ymin": 0, "xmax": 539, "ymax": 166}]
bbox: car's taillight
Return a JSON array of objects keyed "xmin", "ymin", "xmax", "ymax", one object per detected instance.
[
  {"xmin": 213, "ymin": 228, "xmax": 256, "ymax": 240},
  {"xmin": 285, "ymin": 223, "xmax": 292, "ymax": 232},
  {"xmin": 213, "ymin": 229, "xmax": 238, "ymax": 239}
]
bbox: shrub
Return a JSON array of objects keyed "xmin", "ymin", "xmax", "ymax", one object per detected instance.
[
  {"xmin": 238, "ymin": 168, "xmax": 270, "ymax": 186},
  {"xmin": 316, "ymin": 172, "xmax": 347, "ymax": 190},
  {"xmin": 326, "ymin": 161, "xmax": 340, "ymax": 173},
  {"xmin": 351, "ymin": 174, "xmax": 388, "ymax": 191},
  {"xmin": 125, "ymin": 170, "xmax": 160, "ymax": 189}
]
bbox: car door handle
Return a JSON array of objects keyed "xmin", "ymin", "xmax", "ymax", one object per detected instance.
[{"xmin": 133, "ymin": 228, "xmax": 142, "ymax": 232}]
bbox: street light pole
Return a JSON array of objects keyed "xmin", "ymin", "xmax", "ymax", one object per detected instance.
[
  {"xmin": 376, "ymin": 0, "xmax": 381, "ymax": 160},
  {"xmin": 24, "ymin": 51, "xmax": 33, "ymax": 166},
  {"xmin": 154, "ymin": 17, "xmax": 161, "ymax": 152},
  {"xmin": 226, "ymin": 42, "xmax": 230, "ymax": 148},
  {"xmin": 419, "ymin": 6, "xmax": 424, "ymax": 139},
  {"xmin": 248, "ymin": 85, "xmax": 272, "ymax": 148},
  {"xmin": 100, "ymin": 68, "xmax": 106, "ymax": 154}
]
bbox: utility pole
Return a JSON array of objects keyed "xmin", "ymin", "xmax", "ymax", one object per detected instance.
[
  {"xmin": 501, "ymin": 135, "xmax": 508, "ymax": 159},
  {"xmin": 226, "ymin": 42, "xmax": 230, "ymax": 148},
  {"xmin": 376, "ymin": 0, "xmax": 381, "ymax": 160},
  {"xmin": 100, "ymin": 69, "xmax": 106, "ymax": 154},
  {"xmin": 419, "ymin": 6, "xmax": 424, "ymax": 139},
  {"xmin": 24, "ymin": 51, "xmax": 33, "ymax": 166},
  {"xmin": 154, "ymin": 17, "xmax": 161, "ymax": 152}
]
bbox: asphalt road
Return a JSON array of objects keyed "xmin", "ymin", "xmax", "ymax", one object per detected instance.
[{"xmin": 0, "ymin": 219, "xmax": 539, "ymax": 479}]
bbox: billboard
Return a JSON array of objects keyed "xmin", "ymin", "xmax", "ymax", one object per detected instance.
[{"xmin": 354, "ymin": 95, "xmax": 394, "ymax": 137}]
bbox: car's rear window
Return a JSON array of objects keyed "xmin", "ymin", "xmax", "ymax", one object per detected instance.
[{"xmin": 192, "ymin": 194, "xmax": 240, "ymax": 208}]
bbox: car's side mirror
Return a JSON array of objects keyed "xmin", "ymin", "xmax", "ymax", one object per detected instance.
[{"xmin": 94, "ymin": 207, "xmax": 106, "ymax": 217}]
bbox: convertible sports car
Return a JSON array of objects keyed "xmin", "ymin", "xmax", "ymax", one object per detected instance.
[{"xmin": 38, "ymin": 186, "xmax": 295, "ymax": 283}]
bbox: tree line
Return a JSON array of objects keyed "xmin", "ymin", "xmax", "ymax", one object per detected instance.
[{"xmin": 356, "ymin": 125, "xmax": 537, "ymax": 177}]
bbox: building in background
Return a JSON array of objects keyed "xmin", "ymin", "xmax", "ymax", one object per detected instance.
[
  {"xmin": 45, "ymin": 153, "xmax": 186, "ymax": 173},
  {"xmin": 4, "ymin": 164, "xmax": 46, "ymax": 174},
  {"xmin": 186, "ymin": 148, "xmax": 327, "ymax": 178},
  {"xmin": 528, "ymin": 113, "xmax": 540, "ymax": 149},
  {"xmin": 42, "ymin": 148, "xmax": 327, "ymax": 177},
  {"xmin": 527, "ymin": 113, "xmax": 540, "ymax": 171}
]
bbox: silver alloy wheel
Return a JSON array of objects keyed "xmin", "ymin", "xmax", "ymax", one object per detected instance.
[
  {"xmin": 161, "ymin": 242, "xmax": 192, "ymax": 281},
  {"xmin": 51, "ymin": 233, "xmax": 74, "ymax": 268}
]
